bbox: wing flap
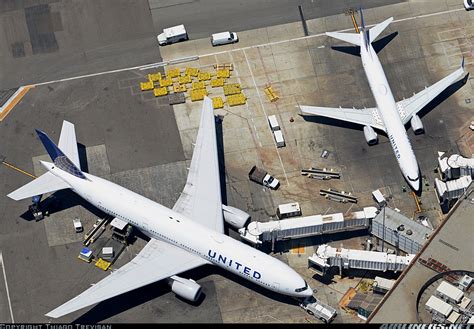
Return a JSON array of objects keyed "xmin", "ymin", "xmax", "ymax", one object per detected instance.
[
  {"xmin": 46, "ymin": 238, "xmax": 207, "ymax": 318},
  {"xmin": 299, "ymin": 105, "xmax": 385, "ymax": 131},
  {"xmin": 172, "ymin": 97, "xmax": 224, "ymax": 233}
]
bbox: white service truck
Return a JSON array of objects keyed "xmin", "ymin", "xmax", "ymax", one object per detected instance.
[
  {"xmin": 73, "ymin": 218, "xmax": 83, "ymax": 233},
  {"xmin": 157, "ymin": 24, "xmax": 188, "ymax": 46},
  {"xmin": 300, "ymin": 296, "xmax": 337, "ymax": 323},
  {"xmin": 248, "ymin": 165, "xmax": 280, "ymax": 189}
]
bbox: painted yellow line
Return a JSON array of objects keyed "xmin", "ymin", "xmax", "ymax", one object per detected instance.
[
  {"xmin": 351, "ymin": 14, "xmax": 360, "ymax": 34},
  {"xmin": 412, "ymin": 191, "xmax": 422, "ymax": 213},
  {"xmin": 2, "ymin": 161, "xmax": 37, "ymax": 179},
  {"xmin": 0, "ymin": 85, "xmax": 34, "ymax": 122}
]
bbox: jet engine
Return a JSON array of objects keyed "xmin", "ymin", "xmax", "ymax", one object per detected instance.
[
  {"xmin": 170, "ymin": 276, "xmax": 202, "ymax": 302},
  {"xmin": 222, "ymin": 205, "xmax": 250, "ymax": 229},
  {"xmin": 363, "ymin": 125, "xmax": 378, "ymax": 145},
  {"xmin": 410, "ymin": 114, "xmax": 424, "ymax": 134}
]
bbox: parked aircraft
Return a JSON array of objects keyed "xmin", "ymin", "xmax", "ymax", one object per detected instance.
[
  {"xmin": 8, "ymin": 97, "xmax": 313, "ymax": 318},
  {"xmin": 299, "ymin": 10, "xmax": 466, "ymax": 194}
]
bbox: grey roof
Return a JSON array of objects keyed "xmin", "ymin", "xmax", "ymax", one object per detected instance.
[
  {"xmin": 347, "ymin": 293, "xmax": 367, "ymax": 309},
  {"xmin": 372, "ymin": 207, "xmax": 432, "ymax": 244},
  {"xmin": 348, "ymin": 293, "xmax": 383, "ymax": 312}
]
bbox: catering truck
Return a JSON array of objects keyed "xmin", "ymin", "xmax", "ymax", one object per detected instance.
[
  {"xmin": 248, "ymin": 165, "xmax": 280, "ymax": 189},
  {"xmin": 157, "ymin": 24, "xmax": 188, "ymax": 46}
]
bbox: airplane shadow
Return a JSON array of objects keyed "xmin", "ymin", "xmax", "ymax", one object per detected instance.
[
  {"xmin": 73, "ymin": 263, "xmax": 300, "ymax": 323},
  {"xmin": 330, "ymin": 31, "xmax": 398, "ymax": 56},
  {"xmin": 299, "ymin": 114, "xmax": 376, "ymax": 134},
  {"xmin": 215, "ymin": 115, "xmax": 227, "ymax": 206},
  {"xmin": 78, "ymin": 143, "xmax": 89, "ymax": 173},
  {"xmin": 406, "ymin": 72, "xmax": 469, "ymax": 128},
  {"xmin": 19, "ymin": 189, "xmax": 107, "ymax": 221},
  {"xmin": 215, "ymin": 114, "xmax": 233, "ymax": 236},
  {"xmin": 373, "ymin": 32, "xmax": 398, "ymax": 54}
]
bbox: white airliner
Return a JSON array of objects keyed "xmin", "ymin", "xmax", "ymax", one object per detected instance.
[
  {"xmin": 8, "ymin": 97, "xmax": 313, "ymax": 318},
  {"xmin": 299, "ymin": 10, "xmax": 466, "ymax": 193}
]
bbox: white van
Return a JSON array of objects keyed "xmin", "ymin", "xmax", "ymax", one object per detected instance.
[{"xmin": 211, "ymin": 31, "xmax": 238, "ymax": 46}]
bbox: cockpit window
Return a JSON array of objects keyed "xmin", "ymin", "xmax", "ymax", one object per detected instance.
[
  {"xmin": 295, "ymin": 281, "xmax": 308, "ymax": 292},
  {"xmin": 407, "ymin": 175, "xmax": 419, "ymax": 182}
]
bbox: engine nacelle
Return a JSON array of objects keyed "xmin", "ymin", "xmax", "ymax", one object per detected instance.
[
  {"xmin": 222, "ymin": 205, "xmax": 250, "ymax": 229},
  {"xmin": 363, "ymin": 125, "xmax": 378, "ymax": 145},
  {"xmin": 410, "ymin": 114, "xmax": 424, "ymax": 134},
  {"xmin": 170, "ymin": 276, "xmax": 202, "ymax": 302}
]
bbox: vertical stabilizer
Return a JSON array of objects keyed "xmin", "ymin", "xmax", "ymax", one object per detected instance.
[
  {"xmin": 58, "ymin": 121, "xmax": 81, "ymax": 169},
  {"xmin": 360, "ymin": 8, "xmax": 370, "ymax": 50}
]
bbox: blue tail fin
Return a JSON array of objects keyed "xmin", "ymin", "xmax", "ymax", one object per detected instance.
[
  {"xmin": 360, "ymin": 8, "xmax": 370, "ymax": 50},
  {"xmin": 35, "ymin": 129, "xmax": 86, "ymax": 179},
  {"xmin": 35, "ymin": 129, "xmax": 65, "ymax": 161}
]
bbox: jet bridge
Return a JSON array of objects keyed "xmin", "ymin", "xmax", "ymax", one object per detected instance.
[
  {"xmin": 239, "ymin": 207, "xmax": 376, "ymax": 246},
  {"xmin": 308, "ymin": 244, "xmax": 415, "ymax": 276}
]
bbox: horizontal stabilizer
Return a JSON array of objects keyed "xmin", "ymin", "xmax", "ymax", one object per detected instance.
[
  {"xmin": 326, "ymin": 31, "xmax": 360, "ymax": 46},
  {"xmin": 368, "ymin": 17, "xmax": 393, "ymax": 42},
  {"xmin": 7, "ymin": 170, "xmax": 70, "ymax": 201}
]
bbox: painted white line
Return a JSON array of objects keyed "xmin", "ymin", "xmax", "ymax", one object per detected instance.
[
  {"xmin": 30, "ymin": 7, "xmax": 466, "ymax": 87},
  {"xmin": 34, "ymin": 63, "xmax": 160, "ymax": 86},
  {"xmin": 243, "ymin": 49, "xmax": 289, "ymax": 186},
  {"xmin": 0, "ymin": 252, "xmax": 14, "ymax": 323},
  {"xmin": 187, "ymin": 8, "xmax": 466, "ymax": 59}
]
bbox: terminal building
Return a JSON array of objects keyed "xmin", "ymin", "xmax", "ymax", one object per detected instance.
[{"xmin": 371, "ymin": 207, "xmax": 432, "ymax": 254}]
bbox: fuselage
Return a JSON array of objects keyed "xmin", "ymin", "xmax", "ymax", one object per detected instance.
[
  {"xmin": 41, "ymin": 161, "xmax": 313, "ymax": 299},
  {"xmin": 360, "ymin": 33, "xmax": 421, "ymax": 193}
]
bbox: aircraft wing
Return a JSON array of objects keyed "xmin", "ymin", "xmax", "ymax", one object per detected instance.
[
  {"xmin": 396, "ymin": 64, "xmax": 465, "ymax": 125},
  {"xmin": 299, "ymin": 105, "xmax": 385, "ymax": 131},
  {"xmin": 46, "ymin": 238, "xmax": 207, "ymax": 318},
  {"xmin": 172, "ymin": 97, "xmax": 224, "ymax": 233}
]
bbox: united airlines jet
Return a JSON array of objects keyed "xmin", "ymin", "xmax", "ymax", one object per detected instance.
[
  {"xmin": 299, "ymin": 10, "xmax": 466, "ymax": 194},
  {"xmin": 8, "ymin": 97, "xmax": 313, "ymax": 318}
]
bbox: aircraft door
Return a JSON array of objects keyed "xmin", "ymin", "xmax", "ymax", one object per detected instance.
[{"xmin": 272, "ymin": 282, "xmax": 280, "ymax": 291}]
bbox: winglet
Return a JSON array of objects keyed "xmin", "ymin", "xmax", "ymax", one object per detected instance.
[{"xmin": 461, "ymin": 56, "xmax": 464, "ymax": 69}]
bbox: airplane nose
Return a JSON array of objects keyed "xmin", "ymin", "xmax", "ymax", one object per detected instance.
[
  {"xmin": 301, "ymin": 286, "xmax": 314, "ymax": 298},
  {"xmin": 408, "ymin": 178, "xmax": 421, "ymax": 195}
]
